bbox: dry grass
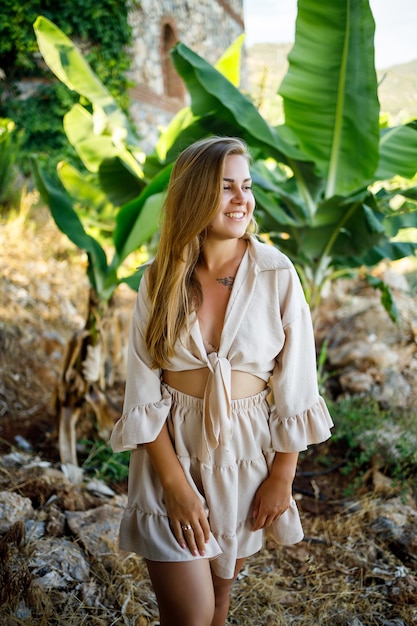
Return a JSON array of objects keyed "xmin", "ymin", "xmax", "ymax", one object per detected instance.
[
  {"xmin": 227, "ymin": 498, "xmax": 416, "ymax": 625},
  {"xmin": 1, "ymin": 497, "xmax": 416, "ymax": 625}
]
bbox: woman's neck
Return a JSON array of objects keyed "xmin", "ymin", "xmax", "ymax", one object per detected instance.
[{"xmin": 199, "ymin": 237, "xmax": 247, "ymax": 274}]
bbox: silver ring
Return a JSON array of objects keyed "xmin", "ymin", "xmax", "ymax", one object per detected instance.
[{"xmin": 181, "ymin": 524, "xmax": 192, "ymax": 531}]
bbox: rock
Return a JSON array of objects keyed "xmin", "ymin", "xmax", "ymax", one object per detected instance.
[
  {"xmin": 14, "ymin": 435, "xmax": 33, "ymax": 451},
  {"xmin": 0, "ymin": 450, "xmax": 41, "ymax": 469},
  {"xmin": 363, "ymin": 423, "xmax": 417, "ymax": 465},
  {"xmin": 25, "ymin": 519, "xmax": 46, "ymax": 541},
  {"xmin": 370, "ymin": 516, "xmax": 403, "ymax": 542},
  {"xmin": 0, "ymin": 491, "xmax": 35, "ymax": 533},
  {"xmin": 45, "ymin": 503, "xmax": 66, "ymax": 537},
  {"xmin": 30, "ymin": 537, "xmax": 90, "ymax": 588},
  {"xmin": 66, "ymin": 503, "xmax": 124, "ymax": 558},
  {"xmin": 339, "ymin": 370, "xmax": 374, "ymax": 393},
  {"xmin": 316, "ymin": 276, "xmax": 417, "ymax": 410},
  {"xmin": 368, "ymin": 497, "xmax": 417, "ymax": 527},
  {"xmin": 15, "ymin": 466, "xmax": 73, "ymax": 506},
  {"xmin": 368, "ymin": 498, "xmax": 417, "ymax": 564},
  {"xmin": 86, "ymin": 477, "xmax": 116, "ymax": 497},
  {"xmin": 328, "ymin": 340, "xmax": 399, "ymax": 370},
  {"xmin": 389, "ymin": 528, "xmax": 417, "ymax": 564},
  {"xmin": 365, "ymin": 469, "xmax": 400, "ymax": 496},
  {"xmin": 11, "ymin": 601, "xmax": 32, "ymax": 620},
  {"xmin": 78, "ymin": 580, "xmax": 100, "ymax": 607},
  {"xmin": 373, "ymin": 369, "xmax": 411, "ymax": 407}
]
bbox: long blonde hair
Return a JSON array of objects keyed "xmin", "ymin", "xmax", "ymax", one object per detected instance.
[{"xmin": 145, "ymin": 136, "xmax": 256, "ymax": 368}]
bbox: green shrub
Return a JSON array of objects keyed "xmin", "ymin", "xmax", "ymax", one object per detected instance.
[
  {"xmin": 0, "ymin": 0, "xmax": 132, "ymax": 173},
  {"xmin": 80, "ymin": 438, "xmax": 130, "ymax": 484},
  {"xmin": 1, "ymin": 84, "xmax": 79, "ymax": 175},
  {"xmin": 327, "ymin": 396, "xmax": 417, "ymax": 493},
  {"xmin": 0, "ymin": 117, "xmax": 22, "ymax": 206}
]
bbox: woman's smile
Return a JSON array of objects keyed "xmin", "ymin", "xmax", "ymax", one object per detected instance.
[{"xmin": 224, "ymin": 211, "xmax": 246, "ymax": 219}]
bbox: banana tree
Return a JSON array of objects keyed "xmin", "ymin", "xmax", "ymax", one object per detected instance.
[
  {"xmin": 32, "ymin": 16, "xmax": 171, "ymax": 469},
  {"xmin": 167, "ymin": 0, "xmax": 417, "ymax": 310},
  {"xmin": 32, "ymin": 156, "xmax": 170, "ymax": 469}
]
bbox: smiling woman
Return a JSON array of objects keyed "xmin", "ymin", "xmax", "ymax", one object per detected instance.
[{"xmin": 110, "ymin": 136, "xmax": 333, "ymax": 626}]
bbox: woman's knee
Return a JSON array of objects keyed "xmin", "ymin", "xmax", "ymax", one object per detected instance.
[{"xmin": 212, "ymin": 575, "xmax": 233, "ymax": 599}]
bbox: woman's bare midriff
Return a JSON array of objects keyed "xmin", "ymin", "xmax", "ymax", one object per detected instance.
[{"xmin": 163, "ymin": 368, "xmax": 267, "ymax": 400}]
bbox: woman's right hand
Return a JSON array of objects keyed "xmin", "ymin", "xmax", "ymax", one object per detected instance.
[
  {"xmin": 144, "ymin": 423, "xmax": 211, "ymax": 556},
  {"xmin": 163, "ymin": 480, "xmax": 211, "ymax": 556}
]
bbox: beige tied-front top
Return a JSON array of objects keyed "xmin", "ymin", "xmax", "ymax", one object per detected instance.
[{"xmin": 111, "ymin": 236, "xmax": 333, "ymax": 459}]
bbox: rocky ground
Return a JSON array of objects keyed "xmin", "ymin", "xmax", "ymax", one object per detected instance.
[{"xmin": 0, "ymin": 200, "xmax": 416, "ymax": 625}]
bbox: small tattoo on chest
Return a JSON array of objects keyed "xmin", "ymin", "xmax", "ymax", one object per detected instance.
[{"xmin": 216, "ymin": 276, "xmax": 235, "ymax": 290}]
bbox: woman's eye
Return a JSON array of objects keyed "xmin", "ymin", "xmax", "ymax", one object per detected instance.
[{"xmin": 223, "ymin": 184, "xmax": 252, "ymax": 191}]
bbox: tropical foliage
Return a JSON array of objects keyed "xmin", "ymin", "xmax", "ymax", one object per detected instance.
[
  {"xmin": 31, "ymin": 0, "xmax": 417, "ymax": 466},
  {"xmin": 31, "ymin": 15, "xmax": 164, "ymax": 468},
  {"xmin": 167, "ymin": 2, "xmax": 417, "ymax": 309}
]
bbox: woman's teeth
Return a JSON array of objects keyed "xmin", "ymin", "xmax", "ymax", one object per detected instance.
[{"xmin": 226, "ymin": 212, "xmax": 244, "ymax": 218}]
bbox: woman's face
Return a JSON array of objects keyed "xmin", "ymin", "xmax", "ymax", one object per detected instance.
[{"xmin": 207, "ymin": 154, "xmax": 255, "ymax": 241}]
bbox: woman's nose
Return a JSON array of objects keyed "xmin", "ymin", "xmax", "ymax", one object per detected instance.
[{"xmin": 232, "ymin": 189, "xmax": 244, "ymax": 203}]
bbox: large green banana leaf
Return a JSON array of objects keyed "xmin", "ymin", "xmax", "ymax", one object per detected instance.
[
  {"xmin": 171, "ymin": 43, "xmax": 305, "ymax": 164},
  {"xmin": 170, "ymin": 18, "xmax": 415, "ymax": 290},
  {"xmin": 62, "ymin": 105, "xmax": 118, "ymax": 171},
  {"xmin": 34, "ymin": 15, "xmax": 145, "ymax": 183},
  {"xmin": 214, "ymin": 33, "xmax": 244, "ymax": 87},
  {"xmin": 63, "ymin": 104, "xmax": 144, "ymax": 179},
  {"xmin": 98, "ymin": 157, "xmax": 144, "ymax": 207},
  {"xmin": 279, "ymin": 0, "xmax": 379, "ymax": 198},
  {"xmin": 32, "ymin": 158, "xmax": 112, "ymax": 299},
  {"xmin": 33, "ymin": 16, "xmax": 137, "ymax": 146},
  {"xmin": 34, "ymin": 153, "xmax": 164, "ymax": 299},
  {"xmin": 57, "ymin": 161, "xmax": 115, "ymax": 229},
  {"xmin": 377, "ymin": 125, "xmax": 417, "ymax": 180},
  {"xmin": 112, "ymin": 164, "xmax": 173, "ymax": 265},
  {"xmin": 152, "ymin": 35, "xmax": 245, "ymax": 164}
]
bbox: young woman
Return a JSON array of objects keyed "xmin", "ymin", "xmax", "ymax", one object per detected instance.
[{"xmin": 110, "ymin": 136, "xmax": 333, "ymax": 626}]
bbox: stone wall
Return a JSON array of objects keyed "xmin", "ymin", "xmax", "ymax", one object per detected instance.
[{"xmin": 127, "ymin": 0, "xmax": 244, "ymax": 151}]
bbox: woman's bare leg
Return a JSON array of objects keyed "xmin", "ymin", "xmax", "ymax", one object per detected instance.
[
  {"xmin": 145, "ymin": 559, "xmax": 215, "ymax": 626},
  {"xmin": 211, "ymin": 558, "xmax": 246, "ymax": 626}
]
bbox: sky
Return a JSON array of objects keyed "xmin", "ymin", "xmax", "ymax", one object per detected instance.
[{"xmin": 243, "ymin": 0, "xmax": 417, "ymax": 69}]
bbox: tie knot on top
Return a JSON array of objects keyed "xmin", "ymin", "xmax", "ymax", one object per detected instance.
[{"xmin": 201, "ymin": 353, "xmax": 233, "ymax": 463}]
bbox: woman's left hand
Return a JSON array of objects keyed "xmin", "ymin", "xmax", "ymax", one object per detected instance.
[
  {"xmin": 251, "ymin": 451, "xmax": 298, "ymax": 531},
  {"xmin": 251, "ymin": 475, "xmax": 292, "ymax": 531}
]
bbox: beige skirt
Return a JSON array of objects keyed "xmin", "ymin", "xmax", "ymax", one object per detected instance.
[{"xmin": 118, "ymin": 384, "xmax": 303, "ymax": 579}]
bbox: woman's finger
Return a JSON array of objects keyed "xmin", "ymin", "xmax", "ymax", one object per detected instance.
[{"xmin": 173, "ymin": 516, "xmax": 209, "ymax": 556}]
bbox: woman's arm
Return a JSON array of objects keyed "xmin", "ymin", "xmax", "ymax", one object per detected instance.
[
  {"xmin": 251, "ymin": 451, "xmax": 299, "ymax": 531},
  {"xmin": 145, "ymin": 424, "xmax": 210, "ymax": 555}
]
